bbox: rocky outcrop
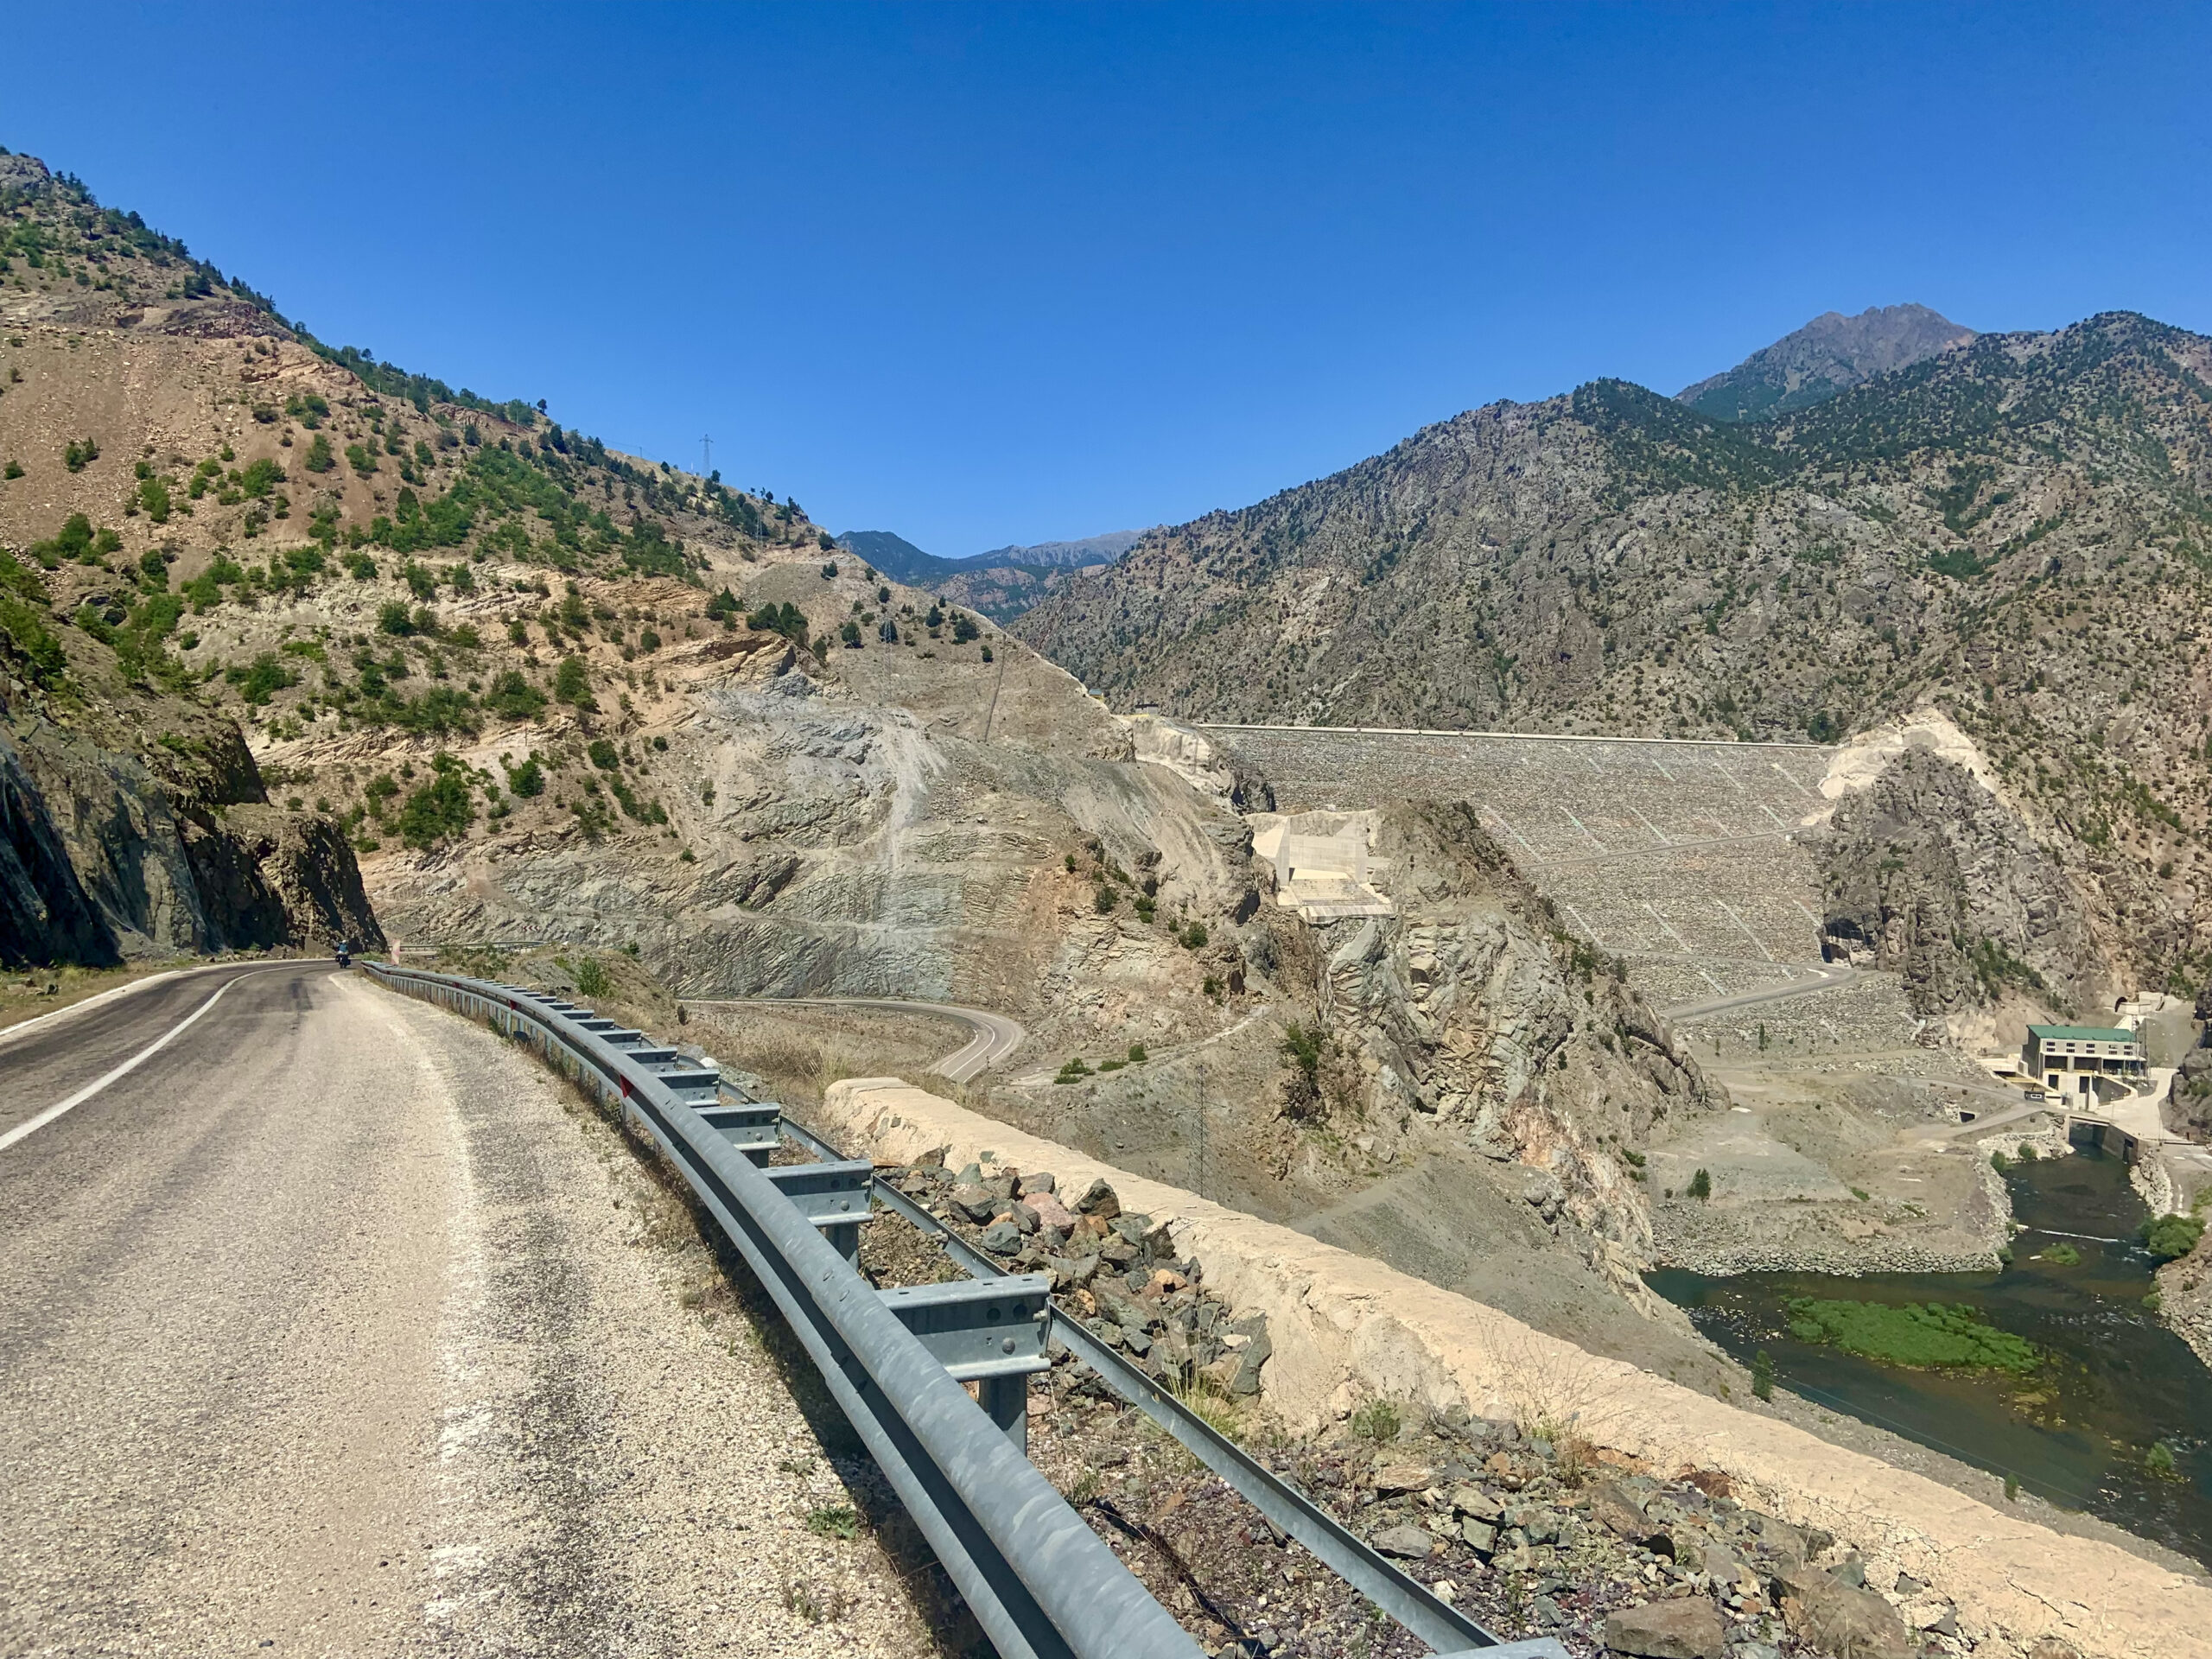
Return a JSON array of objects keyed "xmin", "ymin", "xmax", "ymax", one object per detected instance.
[
  {"xmin": 2154, "ymin": 1228, "xmax": 2212, "ymax": 1370},
  {"xmin": 1815, "ymin": 749, "xmax": 2096, "ymax": 1020},
  {"xmin": 1299, "ymin": 801, "xmax": 1719, "ymax": 1292},
  {"xmin": 2167, "ymin": 1046, "xmax": 2212, "ymax": 1144},
  {"xmin": 0, "ymin": 686, "xmax": 380, "ymax": 964}
]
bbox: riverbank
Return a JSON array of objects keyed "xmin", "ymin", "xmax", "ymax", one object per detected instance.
[{"xmin": 1653, "ymin": 1147, "xmax": 2212, "ymax": 1573}]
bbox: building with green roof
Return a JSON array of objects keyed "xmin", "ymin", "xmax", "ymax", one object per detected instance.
[{"xmin": 2024, "ymin": 1023, "xmax": 2145, "ymax": 1099}]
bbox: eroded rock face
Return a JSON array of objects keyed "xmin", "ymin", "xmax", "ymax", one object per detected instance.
[
  {"xmin": 1306, "ymin": 801, "xmax": 1719, "ymax": 1287},
  {"xmin": 370, "ymin": 652, "xmax": 1251, "ymax": 1022},
  {"xmin": 2167, "ymin": 1046, "xmax": 2212, "ymax": 1144},
  {"xmin": 1815, "ymin": 749, "xmax": 2098, "ymax": 1020},
  {"xmin": 0, "ymin": 685, "xmax": 378, "ymax": 964}
]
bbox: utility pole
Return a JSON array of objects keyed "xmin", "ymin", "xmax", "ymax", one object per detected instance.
[{"xmin": 1196, "ymin": 1056, "xmax": 1205, "ymax": 1200}]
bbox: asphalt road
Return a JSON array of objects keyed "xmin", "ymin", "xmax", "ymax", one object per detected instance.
[
  {"xmin": 696, "ymin": 996, "xmax": 1027, "ymax": 1084},
  {"xmin": 0, "ymin": 961, "xmax": 917, "ymax": 1656},
  {"xmin": 1658, "ymin": 962, "xmax": 1861, "ymax": 1022}
]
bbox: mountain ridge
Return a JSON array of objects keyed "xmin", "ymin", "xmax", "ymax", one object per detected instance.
[
  {"xmin": 1676, "ymin": 302, "xmax": 1976, "ymax": 423},
  {"xmin": 1014, "ymin": 307, "xmax": 2212, "ymax": 998}
]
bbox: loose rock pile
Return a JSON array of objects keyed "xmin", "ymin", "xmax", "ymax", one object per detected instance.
[
  {"xmin": 880, "ymin": 1159, "xmax": 1274, "ymax": 1397},
  {"xmin": 866, "ymin": 1158, "xmax": 1955, "ymax": 1659}
]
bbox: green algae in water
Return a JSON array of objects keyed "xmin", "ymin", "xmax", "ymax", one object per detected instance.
[{"xmin": 1783, "ymin": 1298, "xmax": 2043, "ymax": 1374}]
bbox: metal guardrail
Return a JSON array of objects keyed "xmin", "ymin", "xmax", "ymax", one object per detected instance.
[
  {"xmin": 366, "ymin": 962, "xmax": 1566, "ymax": 1659},
  {"xmin": 365, "ymin": 962, "xmax": 1198, "ymax": 1659},
  {"xmin": 855, "ymin": 1168, "xmax": 1527, "ymax": 1659}
]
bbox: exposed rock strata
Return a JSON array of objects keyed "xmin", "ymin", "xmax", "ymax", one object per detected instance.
[
  {"xmin": 1299, "ymin": 801, "xmax": 1719, "ymax": 1306},
  {"xmin": 1815, "ymin": 749, "xmax": 2099, "ymax": 1022}
]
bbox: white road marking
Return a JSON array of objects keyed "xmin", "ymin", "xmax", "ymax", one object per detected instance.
[
  {"xmin": 0, "ymin": 972, "xmax": 260, "ymax": 1153},
  {"xmin": 0, "ymin": 969, "xmax": 186, "ymax": 1052}
]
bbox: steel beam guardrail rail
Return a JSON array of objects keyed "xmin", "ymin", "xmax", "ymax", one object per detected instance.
[
  {"xmin": 782, "ymin": 1112, "xmax": 1567, "ymax": 1659},
  {"xmin": 364, "ymin": 961, "xmax": 1200, "ymax": 1659}
]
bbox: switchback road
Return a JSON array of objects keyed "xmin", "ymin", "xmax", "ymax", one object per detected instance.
[
  {"xmin": 695, "ymin": 996, "xmax": 1027, "ymax": 1084},
  {"xmin": 0, "ymin": 962, "xmax": 917, "ymax": 1656}
]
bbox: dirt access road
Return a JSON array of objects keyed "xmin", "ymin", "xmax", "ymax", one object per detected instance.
[
  {"xmin": 0, "ymin": 962, "xmax": 922, "ymax": 1657},
  {"xmin": 694, "ymin": 995, "xmax": 1027, "ymax": 1084}
]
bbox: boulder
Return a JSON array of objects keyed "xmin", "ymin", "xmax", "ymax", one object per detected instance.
[
  {"xmin": 1774, "ymin": 1567, "xmax": 1912, "ymax": 1659},
  {"xmin": 1603, "ymin": 1597, "xmax": 1726, "ymax": 1659},
  {"xmin": 1073, "ymin": 1177, "xmax": 1121, "ymax": 1218},
  {"xmin": 1018, "ymin": 1171, "xmax": 1057, "ymax": 1196},
  {"xmin": 978, "ymin": 1220, "xmax": 1025, "ymax": 1255},
  {"xmin": 1370, "ymin": 1524, "xmax": 1436, "ymax": 1560},
  {"xmin": 1448, "ymin": 1484, "xmax": 1503, "ymax": 1522},
  {"xmin": 1588, "ymin": 1480, "xmax": 1650, "ymax": 1539},
  {"xmin": 1459, "ymin": 1519, "xmax": 1497, "ymax": 1556},
  {"xmin": 948, "ymin": 1184, "xmax": 999, "ymax": 1224},
  {"xmin": 1229, "ymin": 1325, "xmax": 1271, "ymax": 1396},
  {"xmin": 1743, "ymin": 1513, "xmax": 1807, "ymax": 1567},
  {"xmin": 1004, "ymin": 1200, "xmax": 1040, "ymax": 1235},
  {"xmin": 1028, "ymin": 1191, "xmax": 1077, "ymax": 1232},
  {"xmin": 1044, "ymin": 1253, "xmax": 1098, "ymax": 1291},
  {"xmin": 1371, "ymin": 1461, "xmax": 1434, "ymax": 1497},
  {"xmin": 1095, "ymin": 1287, "xmax": 1157, "ymax": 1334}
]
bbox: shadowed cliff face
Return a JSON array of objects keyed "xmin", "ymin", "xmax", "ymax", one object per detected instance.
[
  {"xmin": 0, "ymin": 652, "xmax": 382, "ymax": 968},
  {"xmin": 1815, "ymin": 748, "xmax": 2100, "ymax": 1020}
]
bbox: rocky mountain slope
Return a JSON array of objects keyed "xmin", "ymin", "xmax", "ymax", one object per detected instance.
[
  {"xmin": 1015, "ymin": 310, "xmax": 2212, "ymax": 1004},
  {"xmin": 0, "ymin": 144, "xmax": 1742, "ymax": 1363},
  {"xmin": 1678, "ymin": 302, "xmax": 1976, "ymax": 422},
  {"xmin": 0, "ymin": 156, "xmax": 385, "ymax": 962},
  {"xmin": 1815, "ymin": 746, "xmax": 2099, "ymax": 1020},
  {"xmin": 971, "ymin": 529, "xmax": 1141, "ymax": 568}
]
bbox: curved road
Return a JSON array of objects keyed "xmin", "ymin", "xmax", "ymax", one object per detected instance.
[
  {"xmin": 0, "ymin": 961, "xmax": 915, "ymax": 1656},
  {"xmin": 1660, "ymin": 962, "xmax": 1861, "ymax": 1022},
  {"xmin": 695, "ymin": 996, "xmax": 1027, "ymax": 1084}
]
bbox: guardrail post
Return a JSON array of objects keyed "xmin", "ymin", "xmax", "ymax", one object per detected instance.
[{"xmin": 979, "ymin": 1375, "xmax": 1030, "ymax": 1454}]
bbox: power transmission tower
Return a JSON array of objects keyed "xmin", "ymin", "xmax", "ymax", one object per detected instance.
[{"xmin": 700, "ymin": 434, "xmax": 713, "ymax": 478}]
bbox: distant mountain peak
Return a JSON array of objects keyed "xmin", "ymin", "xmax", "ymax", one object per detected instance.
[
  {"xmin": 836, "ymin": 526, "xmax": 1141, "ymax": 588},
  {"xmin": 972, "ymin": 530, "xmax": 1143, "ymax": 569},
  {"xmin": 1678, "ymin": 303, "xmax": 1975, "ymax": 423}
]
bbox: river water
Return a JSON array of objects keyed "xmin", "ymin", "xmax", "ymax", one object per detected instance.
[{"xmin": 1650, "ymin": 1147, "xmax": 2212, "ymax": 1567}]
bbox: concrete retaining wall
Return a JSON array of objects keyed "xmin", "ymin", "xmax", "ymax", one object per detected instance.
[{"xmin": 823, "ymin": 1077, "xmax": 2212, "ymax": 1659}]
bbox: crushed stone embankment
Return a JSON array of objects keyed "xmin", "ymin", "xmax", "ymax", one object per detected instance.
[{"xmin": 822, "ymin": 1077, "xmax": 2212, "ymax": 1659}]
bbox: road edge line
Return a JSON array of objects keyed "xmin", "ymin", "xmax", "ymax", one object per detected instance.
[{"xmin": 0, "ymin": 970, "xmax": 269, "ymax": 1153}]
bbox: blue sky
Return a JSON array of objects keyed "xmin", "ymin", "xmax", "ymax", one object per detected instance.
[{"xmin": 12, "ymin": 3, "xmax": 2209, "ymax": 554}]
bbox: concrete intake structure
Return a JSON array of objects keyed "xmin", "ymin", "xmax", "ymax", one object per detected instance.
[{"xmin": 823, "ymin": 1076, "xmax": 2212, "ymax": 1659}]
